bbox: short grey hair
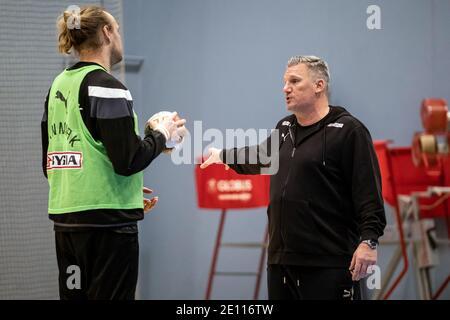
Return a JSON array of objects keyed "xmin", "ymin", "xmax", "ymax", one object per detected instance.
[{"xmin": 287, "ymin": 55, "xmax": 330, "ymax": 92}]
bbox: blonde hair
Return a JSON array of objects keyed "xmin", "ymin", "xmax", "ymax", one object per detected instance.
[{"xmin": 57, "ymin": 6, "xmax": 112, "ymax": 54}]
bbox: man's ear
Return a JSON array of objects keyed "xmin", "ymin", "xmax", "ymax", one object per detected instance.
[
  {"xmin": 101, "ymin": 24, "xmax": 112, "ymax": 44},
  {"xmin": 315, "ymin": 79, "xmax": 326, "ymax": 94}
]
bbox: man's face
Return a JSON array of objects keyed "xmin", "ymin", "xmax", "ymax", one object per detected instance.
[
  {"xmin": 283, "ymin": 63, "xmax": 319, "ymax": 112},
  {"xmin": 105, "ymin": 12, "xmax": 123, "ymax": 65}
]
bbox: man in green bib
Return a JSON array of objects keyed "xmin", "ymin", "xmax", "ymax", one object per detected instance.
[{"xmin": 41, "ymin": 6, "xmax": 185, "ymax": 299}]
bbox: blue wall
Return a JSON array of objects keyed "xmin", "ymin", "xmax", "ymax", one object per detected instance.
[{"xmin": 122, "ymin": 0, "xmax": 450, "ymax": 299}]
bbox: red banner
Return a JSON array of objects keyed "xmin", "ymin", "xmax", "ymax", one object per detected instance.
[
  {"xmin": 374, "ymin": 140, "xmax": 449, "ymax": 218},
  {"xmin": 195, "ymin": 164, "xmax": 270, "ymax": 209}
]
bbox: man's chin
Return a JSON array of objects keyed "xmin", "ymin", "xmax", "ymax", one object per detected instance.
[
  {"xmin": 286, "ymin": 103, "xmax": 305, "ymax": 113},
  {"xmin": 111, "ymin": 54, "xmax": 123, "ymax": 66}
]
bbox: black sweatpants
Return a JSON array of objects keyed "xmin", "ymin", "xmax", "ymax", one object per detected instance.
[
  {"xmin": 268, "ymin": 264, "xmax": 361, "ymax": 300},
  {"xmin": 55, "ymin": 230, "xmax": 139, "ymax": 300}
]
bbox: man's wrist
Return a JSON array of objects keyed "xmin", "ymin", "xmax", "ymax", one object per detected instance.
[
  {"xmin": 361, "ymin": 239, "xmax": 378, "ymax": 250},
  {"xmin": 155, "ymin": 125, "xmax": 170, "ymax": 141},
  {"xmin": 219, "ymin": 149, "xmax": 225, "ymax": 163}
]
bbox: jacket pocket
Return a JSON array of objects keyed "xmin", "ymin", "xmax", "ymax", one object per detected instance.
[
  {"xmin": 267, "ymin": 202, "xmax": 282, "ymax": 254},
  {"xmin": 282, "ymin": 199, "xmax": 324, "ymax": 254}
]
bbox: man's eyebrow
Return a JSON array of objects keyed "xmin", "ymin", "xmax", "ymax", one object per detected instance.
[{"xmin": 284, "ymin": 75, "xmax": 302, "ymax": 80}]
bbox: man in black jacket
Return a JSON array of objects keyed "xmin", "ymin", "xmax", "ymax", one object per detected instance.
[{"xmin": 201, "ymin": 55, "xmax": 386, "ymax": 300}]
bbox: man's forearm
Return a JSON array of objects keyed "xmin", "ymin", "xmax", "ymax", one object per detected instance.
[
  {"xmin": 221, "ymin": 146, "xmax": 263, "ymax": 175},
  {"xmin": 98, "ymin": 117, "xmax": 167, "ymax": 177}
]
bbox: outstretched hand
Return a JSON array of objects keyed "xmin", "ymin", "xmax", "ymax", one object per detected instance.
[{"xmin": 200, "ymin": 147, "xmax": 229, "ymax": 170}]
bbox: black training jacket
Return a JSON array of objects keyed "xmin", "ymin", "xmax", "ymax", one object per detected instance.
[{"xmin": 221, "ymin": 106, "xmax": 386, "ymax": 267}]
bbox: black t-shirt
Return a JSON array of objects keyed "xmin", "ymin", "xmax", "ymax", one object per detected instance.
[{"xmin": 291, "ymin": 108, "xmax": 333, "ymax": 144}]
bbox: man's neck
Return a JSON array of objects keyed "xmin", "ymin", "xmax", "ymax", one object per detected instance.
[
  {"xmin": 79, "ymin": 50, "xmax": 110, "ymax": 72},
  {"xmin": 294, "ymin": 100, "xmax": 330, "ymax": 126}
]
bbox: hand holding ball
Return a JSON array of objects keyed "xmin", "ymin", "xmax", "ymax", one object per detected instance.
[{"xmin": 145, "ymin": 111, "xmax": 187, "ymax": 152}]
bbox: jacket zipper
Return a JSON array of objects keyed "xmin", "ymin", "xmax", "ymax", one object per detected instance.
[
  {"xmin": 279, "ymin": 125, "xmax": 296, "ymax": 257},
  {"xmin": 288, "ymin": 126, "xmax": 296, "ymax": 158}
]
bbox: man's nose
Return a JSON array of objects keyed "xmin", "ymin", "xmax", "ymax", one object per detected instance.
[{"xmin": 283, "ymin": 84, "xmax": 291, "ymax": 93}]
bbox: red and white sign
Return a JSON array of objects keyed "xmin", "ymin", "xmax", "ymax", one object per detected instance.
[{"xmin": 195, "ymin": 164, "xmax": 270, "ymax": 209}]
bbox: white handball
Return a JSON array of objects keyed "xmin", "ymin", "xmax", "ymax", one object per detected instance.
[
  {"xmin": 148, "ymin": 111, "xmax": 173, "ymax": 126},
  {"xmin": 145, "ymin": 111, "xmax": 188, "ymax": 150}
]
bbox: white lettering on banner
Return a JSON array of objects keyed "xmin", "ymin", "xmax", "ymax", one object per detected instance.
[
  {"xmin": 207, "ymin": 179, "xmax": 217, "ymax": 193},
  {"xmin": 218, "ymin": 193, "xmax": 252, "ymax": 201},
  {"xmin": 207, "ymin": 179, "xmax": 253, "ymax": 193},
  {"xmin": 47, "ymin": 152, "xmax": 83, "ymax": 170},
  {"xmin": 217, "ymin": 180, "xmax": 252, "ymax": 192},
  {"xmin": 206, "ymin": 179, "xmax": 254, "ymax": 202}
]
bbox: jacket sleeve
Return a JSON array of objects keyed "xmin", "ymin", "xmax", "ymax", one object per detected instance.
[
  {"xmin": 84, "ymin": 71, "xmax": 167, "ymax": 176},
  {"xmin": 96, "ymin": 115, "xmax": 167, "ymax": 177},
  {"xmin": 342, "ymin": 125, "xmax": 386, "ymax": 241},
  {"xmin": 220, "ymin": 121, "xmax": 282, "ymax": 175}
]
